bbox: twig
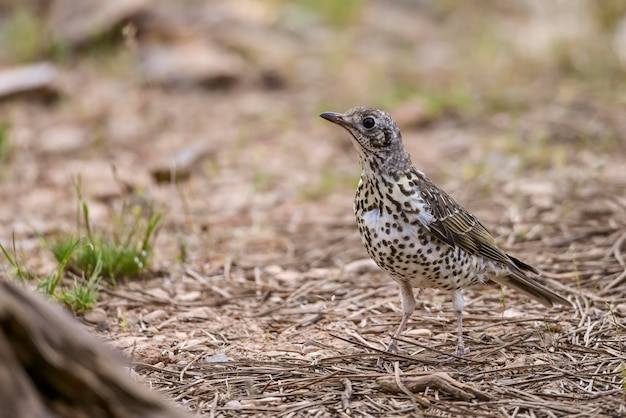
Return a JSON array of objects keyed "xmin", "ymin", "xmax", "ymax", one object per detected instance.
[{"xmin": 341, "ymin": 378, "xmax": 353, "ymax": 411}]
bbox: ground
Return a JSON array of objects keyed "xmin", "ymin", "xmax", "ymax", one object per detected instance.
[{"xmin": 1, "ymin": 1, "xmax": 625, "ymax": 417}]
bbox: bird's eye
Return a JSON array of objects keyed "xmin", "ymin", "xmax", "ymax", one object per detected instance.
[{"xmin": 362, "ymin": 117, "xmax": 376, "ymax": 129}]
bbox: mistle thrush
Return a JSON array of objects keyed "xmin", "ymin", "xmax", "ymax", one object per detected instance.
[{"xmin": 320, "ymin": 106, "xmax": 570, "ymax": 358}]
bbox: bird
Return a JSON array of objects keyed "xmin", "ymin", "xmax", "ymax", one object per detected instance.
[{"xmin": 320, "ymin": 106, "xmax": 570, "ymax": 359}]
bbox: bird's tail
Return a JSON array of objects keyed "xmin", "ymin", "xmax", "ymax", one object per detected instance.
[
  {"xmin": 491, "ymin": 271, "xmax": 571, "ymax": 308},
  {"xmin": 508, "ymin": 254, "xmax": 540, "ymax": 275}
]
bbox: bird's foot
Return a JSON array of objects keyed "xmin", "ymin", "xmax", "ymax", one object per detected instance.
[
  {"xmin": 376, "ymin": 341, "xmax": 398, "ymax": 369},
  {"xmin": 436, "ymin": 345, "xmax": 470, "ymax": 365},
  {"xmin": 454, "ymin": 345, "xmax": 470, "ymax": 357}
]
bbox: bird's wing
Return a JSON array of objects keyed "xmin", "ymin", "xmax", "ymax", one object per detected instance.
[
  {"xmin": 391, "ymin": 171, "xmax": 571, "ymax": 307},
  {"xmin": 409, "ymin": 172, "xmax": 538, "ymax": 274}
]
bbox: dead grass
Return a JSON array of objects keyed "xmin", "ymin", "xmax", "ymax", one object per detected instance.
[
  {"xmin": 84, "ymin": 174, "xmax": 626, "ymax": 417},
  {"xmin": 1, "ymin": 1, "xmax": 626, "ymax": 417}
]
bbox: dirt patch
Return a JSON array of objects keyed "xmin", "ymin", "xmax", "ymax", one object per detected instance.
[{"xmin": 1, "ymin": 1, "xmax": 626, "ymax": 416}]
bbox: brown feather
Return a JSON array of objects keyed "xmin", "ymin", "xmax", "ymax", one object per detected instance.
[
  {"xmin": 416, "ymin": 172, "xmax": 514, "ymax": 268},
  {"xmin": 415, "ymin": 171, "xmax": 571, "ymax": 307},
  {"xmin": 492, "ymin": 272, "xmax": 572, "ymax": 307}
]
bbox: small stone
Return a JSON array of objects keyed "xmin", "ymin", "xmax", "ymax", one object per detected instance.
[
  {"xmin": 176, "ymin": 291, "xmax": 202, "ymax": 302},
  {"xmin": 142, "ymin": 309, "xmax": 168, "ymax": 324},
  {"xmin": 173, "ymin": 332, "xmax": 187, "ymax": 340},
  {"xmin": 264, "ymin": 265, "xmax": 283, "ymax": 275},
  {"xmin": 96, "ymin": 322, "xmax": 110, "ymax": 332},
  {"xmin": 274, "ymin": 270, "xmax": 301, "ymax": 282},
  {"xmin": 224, "ymin": 400, "xmax": 242, "ymax": 409},
  {"xmin": 306, "ymin": 268, "xmax": 330, "ymax": 279},
  {"xmin": 38, "ymin": 125, "xmax": 91, "ymax": 154},
  {"xmin": 179, "ymin": 307, "xmax": 217, "ymax": 320},
  {"xmin": 138, "ymin": 40, "xmax": 244, "ymax": 88},
  {"xmin": 204, "ymin": 353, "xmax": 233, "ymax": 363},
  {"xmin": 0, "ymin": 62, "xmax": 60, "ymax": 102},
  {"xmin": 150, "ymin": 142, "xmax": 215, "ymax": 183},
  {"xmin": 502, "ymin": 309, "xmax": 524, "ymax": 318},
  {"xmin": 83, "ymin": 308, "xmax": 107, "ymax": 324},
  {"xmin": 48, "ymin": 0, "xmax": 149, "ymax": 46},
  {"xmin": 344, "ymin": 259, "xmax": 379, "ymax": 274}
]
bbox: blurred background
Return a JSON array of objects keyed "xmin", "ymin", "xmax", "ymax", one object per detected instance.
[
  {"xmin": 1, "ymin": 1, "xmax": 626, "ymax": 415},
  {"xmin": 0, "ymin": 0, "xmax": 625, "ymax": 282}
]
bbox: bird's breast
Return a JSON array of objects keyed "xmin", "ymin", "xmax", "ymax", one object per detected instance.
[{"xmin": 353, "ymin": 175, "xmax": 489, "ymax": 289}]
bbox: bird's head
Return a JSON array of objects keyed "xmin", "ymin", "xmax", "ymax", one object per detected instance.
[{"xmin": 320, "ymin": 106, "xmax": 410, "ymax": 173}]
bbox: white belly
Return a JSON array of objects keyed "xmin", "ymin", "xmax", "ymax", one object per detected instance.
[{"xmin": 356, "ymin": 207, "xmax": 490, "ymax": 290}]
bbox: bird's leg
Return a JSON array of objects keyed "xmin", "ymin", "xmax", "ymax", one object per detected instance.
[
  {"xmin": 377, "ymin": 281, "xmax": 415, "ymax": 368},
  {"xmin": 383, "ymin": 281, "xmax": 415, "ymax": 354},
  {"xmin": 452, "ymin": 289, "xmax": 468, "ymax": 356},
  {"xmin": 434, "ymin": 290, "xmax": 469, "ymax": 364}
]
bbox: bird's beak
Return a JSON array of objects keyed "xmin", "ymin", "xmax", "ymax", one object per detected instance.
[{"xmin": 320, "ymin": 112, "xmax": 347, "ymax": 127}]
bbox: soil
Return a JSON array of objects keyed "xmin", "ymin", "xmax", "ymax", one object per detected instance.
[{"xmin": 1, "ymin": 1, "xmax": 625, "ymax": 416}]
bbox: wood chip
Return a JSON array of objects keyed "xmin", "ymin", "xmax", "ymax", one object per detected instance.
[{"xmin": 378, "ymin": 372, "xmax": 492, "ymax": 401}]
